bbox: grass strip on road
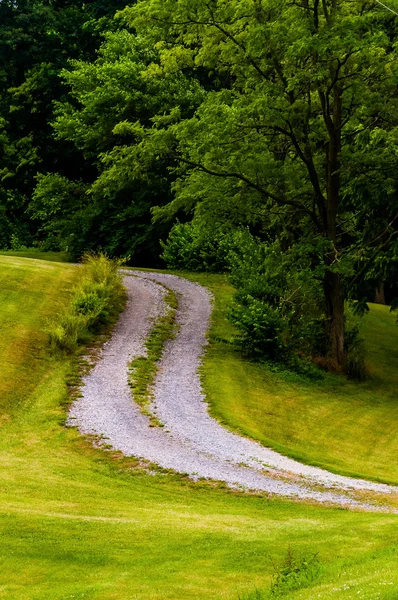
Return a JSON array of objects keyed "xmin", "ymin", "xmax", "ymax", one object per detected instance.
[{"xmin": 128, "ymin": 285, "xmax": 178, "ymax": 427}]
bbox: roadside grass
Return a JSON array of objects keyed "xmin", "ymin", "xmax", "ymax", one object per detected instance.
[
  {"xmin": 0, "ymin": 256, "xmax": 397, "ymax": 599},
  {"xmin": 178, "ymin": 272, "xmax": 398, "ymax": 486},
  {"xmin": 47, "ymin": 253, "xmax": 126, "ymax": 354}
]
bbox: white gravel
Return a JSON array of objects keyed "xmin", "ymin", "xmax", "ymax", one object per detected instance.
[{"xmin": 67, "ymin": 271, "xmax": 398, "ymax": 511}]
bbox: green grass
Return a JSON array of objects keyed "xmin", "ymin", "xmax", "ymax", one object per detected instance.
[
  {"xmin": 0, "ymin": 255, "xmax": 76, "ymax": 421},
  {"xmin": 0, "ymin": 249, "xmax": 71, "ymax": 262},
  {"xmin": 178, "ymin": 272, "xmax": 398, "ymax": 486},
  {"xmin": 0, "ymin": 255, "xmax": 398, "ymax": 600}
]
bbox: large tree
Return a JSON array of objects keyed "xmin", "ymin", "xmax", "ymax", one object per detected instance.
[
  {"xmin": 30, "ymin": 30, "xmax": 204, "ymax": 260},
  {"xmin": 121, "ymin": 0, "xmax": 398, "ymax": 366}
]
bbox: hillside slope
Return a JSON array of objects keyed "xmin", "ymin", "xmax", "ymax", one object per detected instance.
[
  {"xmin": 182, "ymin": 272, "xmax": 398, "ymax": 485},
  {"xmin": 0, "ymin": 255, "xmax": 397, "ymax": 600}
]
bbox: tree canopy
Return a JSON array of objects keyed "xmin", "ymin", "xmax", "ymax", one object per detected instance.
[{"xmin": 118, "ymin": 0, "xmax": 398, "ymax": 364}]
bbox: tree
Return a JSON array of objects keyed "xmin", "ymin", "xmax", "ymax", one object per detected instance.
[
  {"xmin": 30, "ymin": 30, "xmax": 204, "ymax": 260},
  {"xmin": 0, "ymin": 0, "xmax": 132, "ymax": 249},
  {"xmin": 123, "ymin": 0, "xmax": 398, "ymax": 366}
]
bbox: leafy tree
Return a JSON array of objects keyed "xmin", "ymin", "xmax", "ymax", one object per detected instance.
[
  {"xmin": 161, "ymin": 220, "xmax": 255, "ymax": 272},
  {"xmin": 30, "ymin": 30, "xmax": 204, "ymax": 260},
  {"xmin": 123, "ymin": 0, "xmax": 398, "ymax": 366},
  {"xmin": 0, "ymin": 0, "xmax": 132, "ymax": 249}
]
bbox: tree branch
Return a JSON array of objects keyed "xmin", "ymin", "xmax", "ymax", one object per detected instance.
[{"xmin": 177, "ymin": 155, "xmax": 321, "ymax": 228}]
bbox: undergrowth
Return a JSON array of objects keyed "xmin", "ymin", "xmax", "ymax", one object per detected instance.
[
  {"xmin": 128, "ymin": 286, "xmax": 178, "ymax": 426},
  {"xmin": 47, "ymin": 253, "xmax": 126, "ymax": 353}
]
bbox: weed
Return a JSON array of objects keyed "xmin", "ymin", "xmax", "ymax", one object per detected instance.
[
  {"xmin": 236, "ymin": 549, "xmax": 321, "ymax": 600},
  {"xmin": 48, "ymin": 313, "xmax": 89, "ymax": 353},
  {"xmin": 270, "ymin": 548, "xmax": 321, "ymax": 597}
]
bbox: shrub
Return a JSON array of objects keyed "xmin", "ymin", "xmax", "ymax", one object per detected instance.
[
  {"xmin": 161, "ymin": 221, "xmax": 255, "ymax": 273},
  {"xmin": 228, "ymin": 242, "xmax": 324, "ymax": 367},
  {"xmin": 229, "ymin": 295, "xmax": 285, "ymax": 361},
  {"xmin": 47, "ymin": 253, "xmax": 126, "ymax": 353}
]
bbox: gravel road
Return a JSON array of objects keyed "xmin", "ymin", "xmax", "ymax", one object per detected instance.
[{"xmin": 68, "ymin": 271, "xmax": 398, "ymax": 510}]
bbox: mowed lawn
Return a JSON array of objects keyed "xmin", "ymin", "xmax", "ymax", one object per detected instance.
[
  {"xmin": 0, "ymin": 255, "xmax": 76, "ymax": 420},
  {"xmin": 182, "ymin": 272, "xmax": 398, "ymax": 486},
  {"xmin": 0, "ymin": 255, "xmax": 397, "ymax": 600}
]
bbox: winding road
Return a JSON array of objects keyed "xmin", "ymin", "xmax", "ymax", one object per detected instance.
[{"xmin": 67, "ymin": 271, "xmax": 398, "ymax": 511}]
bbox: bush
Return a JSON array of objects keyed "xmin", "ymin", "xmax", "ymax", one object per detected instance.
[
  {"xmin": 228, "ymin": 242, "xmax": 324, "ymax": 367},
  {"xmin": 47, "ymin": 253, "xmax": 126, "ymax": 353},
  {"xmin": 161, "ymin": 221, "xmax": 255, "ymax": 273},
  {"xmin": 229, "ymin": 295, "xmax": 285, "ymax": 361}
]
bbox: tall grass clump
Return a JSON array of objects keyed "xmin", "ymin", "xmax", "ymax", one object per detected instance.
[
  {"xmin": 48, "ymin": 253, "xmax": 126, "ymax": 353},
  {"xmin": 269, "ymin": 548, "xmax": 321, "ymax": 597},
  {"xmin": 237, "ymin": 549, "xmax": 321, "ymax": 600}
]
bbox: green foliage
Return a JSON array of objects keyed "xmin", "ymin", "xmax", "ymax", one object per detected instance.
[
  {"xmin": 29, "ymin": 173, "xmax": 90, "ymax": 255},
  {"xmin": 9, "ymin": 233, "xmax": 27, "ymax": 251},
  {"xmin": 270, "ymin": 549, "xmax": 321, "ymax": 597},
  {"xmin": 228, "ymin": 241, "xmax": 325, "ymax": 368},
  {"xmin": 228, "ymin": 244, "xmax": 370, "ymax": 378},
  {"xmin": 47, "ymin": 253, "xmax": 125, "ymax": 353},
  {"xmin": 37, "ymin": 29, "xmax": 204, "ymax": 262},
  {"xmin": 0, "ymin": 0, "xmax": 130, "ymax": 250},
  {"xmin": 161, "ymin": 221, "xmax": 254, "ymax": 272},
  {"xmin": 229, "ymin": 296, "xmax": 285, "ymax": 361}
]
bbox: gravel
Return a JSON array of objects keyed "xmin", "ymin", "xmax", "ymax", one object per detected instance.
[{"xmin": 67, "ymin": 271, "xmax": 398, "ymax": 511}]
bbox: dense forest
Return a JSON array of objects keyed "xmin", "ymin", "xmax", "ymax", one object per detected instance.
[{"xmin": 1, "ymin": 0, "xmax": 398, "ymax": 371}]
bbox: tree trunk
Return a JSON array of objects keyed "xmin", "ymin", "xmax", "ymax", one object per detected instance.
[
  {"xmin": 323, "ymin": 84, "xmax": 345, "ymax": 366},
  {"xmin": 374, "ymin": 282, "xmax": 386, "ymax": 305},
  {"xmin": 323, "ymin": 269, "xmax": 345, "ymax": 367}
]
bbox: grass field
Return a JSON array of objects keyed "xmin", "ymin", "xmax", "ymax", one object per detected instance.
[
  {"xmin": 178, "ymin": 272, "xmax": 398, "ymax": 486},
  {"xmin": 0, "ymin": 249, "xmax": 71, "ymax": 262},
  {"xmin": 0, "ymin": 255, "xmax": 76, "ymax": 421},
  {"xmin": 0, "ymin": 255, "xmax": 397, "ymax": 599}
]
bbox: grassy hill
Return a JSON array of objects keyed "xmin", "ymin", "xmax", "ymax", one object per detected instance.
[
  {"xmin": 183, "ymin": 272, "xmax": 398, "ymax": 486},
  {"xmin": 0, "ymin": 255, "xmax": 397, "ymax": 600}
]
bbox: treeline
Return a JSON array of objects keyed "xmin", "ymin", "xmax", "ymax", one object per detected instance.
[
  {"xmin": 0, "ymin": 0, "xmax": 170, "ymax": 264},
  {"xmin": 1, "ymin": 0, "xmax": 398, "ymax": 370}
]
